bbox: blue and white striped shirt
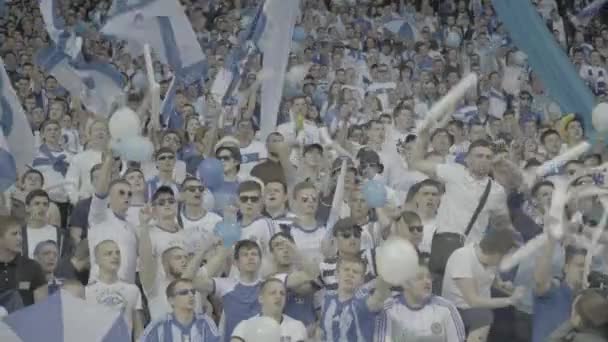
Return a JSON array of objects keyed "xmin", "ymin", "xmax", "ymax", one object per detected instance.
[{"xmin": 140, "ymin": 313, "xmax": 220, "ymax": 342}]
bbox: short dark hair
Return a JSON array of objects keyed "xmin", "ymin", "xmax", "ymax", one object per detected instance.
[
  {"xmin": 531, "ymin": 180, "xmax": 554, "ymax": 197},
  {"xmin": 336, "ymin": 255, "xmax": 368, "ymax": 273},
  {"xmin": 234, "ymin": 240, "xmax": 261, "ymax": 260},
  {"xmin": 265, "ymin": 179, "xmax": 287, "ymax": 193},
  {"xmin": 90, "ymin": 163, "xmax": 103, "ymax": 181},
  {"xmin": 166, "ymin": 278, "xmax": 193, "ymax": 298},
  {"xmin": 21, "ymin": 168, "xmax": 44, "ymax": 186},
  {"xmin": 181, "ymin": 176, "xmax": 201, "ymax": 188},
  {"xmin": 269, "ymin": 232, "xmax": 295, "ymax": 252},
  {"xmin": 540, "ymin": 129, "xmax": 561, "ymax": 144},
  {"xmin": 564, "ymin": 245, "xmax": 587, "ymax": 265},
  {"xmin": 479, "ymin": 227, "xmax": 517, "ymax": 255},
  {"xmin": 237, "ymin": 180, "xmax": 262, "ymax": 195},
  {"xmin": 332, "ymin": 217, "xmax": 362, "ymax": 237},
  {"xmin": 405, "ymin": 179, "xmax": 444, "ymax": 203},
  {"xmin": 292, "ymin": 181, "xmax": 316, "ymax": 199},
  {"xmin": 25, "ymin": 189, "xmax": 49, "ymax": 206},
  {"xmin": 152, "ymin": 186, "xmax": 175, "ymax": 202},
  {"xmin": 467, "ymin": 139, "xmax": 494, "ymax": 156}
]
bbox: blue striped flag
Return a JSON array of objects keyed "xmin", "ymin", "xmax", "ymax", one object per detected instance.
[
  {"xmin": 0, "ymin": 58, "xmax": 35, "ymax": 191},
  {"xmin": 257, "ymin": 0, "xmax": 300, "ymax": 139},
  {"xmin": 35, "ymin": 47, "xmax": 125, "ymax": 117},
  {"xmin": 101, "ymin": 0, "xmax": 207, "ymax": 85}
]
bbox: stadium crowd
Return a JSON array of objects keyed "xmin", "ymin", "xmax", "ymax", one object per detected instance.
[{"xmin": 0, "ymin": 0, "xmax": 608, "ymax": 341}]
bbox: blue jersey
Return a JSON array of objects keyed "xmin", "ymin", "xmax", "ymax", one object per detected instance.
[
  {"xmin": 320, "ymin": 289, "xmax": 378, "ymax": 342},
  {"xmin": 140, "ymin": 313, "xmax": 220, "ymax": 342},
  {"xmin": 213, "ymin": 278, "xmax": 261, "ymax": 342}
]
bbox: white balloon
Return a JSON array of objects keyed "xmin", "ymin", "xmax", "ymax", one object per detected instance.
[
  {"xmin": 111, "ymin": 136, "xmax": 154, "ymax": 162},
  {"xmin": 241, "ymin": 316, "xmax": 281, "ymax": 342},
  {"xmin": 376, "ymin": 238, "xmax": 419, "ymax": 286},
  {"xmin": 109, "ymin": 107, "xmax": 141, "ymax": 140},
  {"xmin": 592, "ymin": 103, "xmax": 608, "ymax": 132}
]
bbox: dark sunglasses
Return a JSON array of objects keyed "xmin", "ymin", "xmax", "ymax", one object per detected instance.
[
  {"xmin": 155, "ymin": 198, "xmax": 176, "ymax": 206},
  {"xmin": 118, "ymin": 190, "xmax": 133, "ymax": 198},
  {"xmin": 217, "ymin": 155, "xmax": 233, "ymax": 161},
  {"xmin": 339, "ymin": 230, "xmax": 362, "ymax": 239},
  {"xmin": 185, "ymin": 186, "xmax": 204, "ymax": 193},
  {"xmin": 409, "ymin": 225, "xmax": 424, "ymax": 233},
  {"xmin": 174, "ymin": 288, "xmax": 196, "ymax": 296},
  {"xmin": 360, "ymin": 163, "xmax": 378, "ymax": 169},
  {"xmin": 240, "ymin": 195, "xmax": 260, "ymax": 203},
  {"xmin": 157, "ymin": 155, "xmax": 175, "ymax": 161}
]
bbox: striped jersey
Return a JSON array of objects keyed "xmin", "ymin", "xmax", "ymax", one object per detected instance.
[
  {"xmin": 317, "ymin": 249, "xmax": 378, "ymax": 291},
  {"xmin": 140, "ymin": 313, "xmax": 220, "ymax": 342},
  {"xmin": 374, "ymin": 294, "xmax": 466, "ymax": 342}
]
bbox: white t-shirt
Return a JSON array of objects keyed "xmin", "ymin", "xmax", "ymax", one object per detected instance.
[
  {"xmin": 287, "ymin": 223, "xmax": 328, "ymax": 265},
  {"xmin": 441, "ymin": 244, "xmax": 497, "ymax": 309},
  {"xmin": 241, "ymin": 217, "xmax": 278, "ymax": 255},
  {"xmin": 181, "ymin": 211, "xmax": 223, "ymax": 253},
  {"xmin": 85, "ymin": 280, "xmax": 143, "ymax": 334},
  {"xmin": 232, "ymin": 314, "xmax": 307, "ymax": 342},
  {"xmin": 435, "ymin": 163, "xmax": 507, "ymax": 244},
  {"xmin": 88, "ymin": 195, "xmax": 139, "ymax": 284},
  {"xmin": 148, "ymin": 226, "xmax": 188, "ymax": 291},
  {"xmin": 419, "ymin": 217, "xmax": 437, "ymax": 255},
  {"xmin": 26, "ymin": 225, "xmax": 58, "ymax": 259}
]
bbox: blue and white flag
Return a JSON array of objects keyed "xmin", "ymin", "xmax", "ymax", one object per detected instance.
[
  {"xmin": 575, "ymin": 0, "xmax": 608, "ymax": 27},
  {"xmin": 0, "ymin": 57, "xmax": 35, "ymax": 192},
  {"xmin": 0, "ymin": 290, "xmax": 130, "ymax": 342},
  {"xmin": 36, "ymin": 47, "xmax": 125, "ymax": 117},
  {"xmin": 452, "ymin": 105, "xmax": 478, "ymax": 123},
  {"xmin": 101, "ymin": 0, "xmax": 207, "ymax": 85},
  {"xmin": 257, "ymin": 0, "xmax": 300, "ymax": 139},
  {"xmin": 39, "ymin": 0, "xmax": 83, "ymax": 59}
]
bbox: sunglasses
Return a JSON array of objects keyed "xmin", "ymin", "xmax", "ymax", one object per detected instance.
[
  {"xmin": 155, "ymin": 198, "xmax": 176, "ymax": 206},
  {"xmin": 360, "ymin": 163, "xmax": 378, "ymax": 169},
  {"xmin": 217, "ymin": 155, "xmax": 233, "ymax": 161},
  {"xmin": 185, "ymin": 186, "xmax": 204, "ymax": 193},
  {"xmin": 240, "ymin": 196, "xmax": 260, "ymax": 203},
  {"xmin": 157, "ymin": 155, "xmax": 175, "ymax": 161},
  {"xmin": 338, "ymin": 230, "xmax": 362, "ymax": 239},
  {"xmin": 174, "ymin": 288, "xmax": 196, "ymax": 296},
  {"xmin": 409, "ymin": 225, "xmax": 424, "ymax": 233},
  {"xmin": 118, "ymin": 190, "xmax": 133, "ymax": 198}
]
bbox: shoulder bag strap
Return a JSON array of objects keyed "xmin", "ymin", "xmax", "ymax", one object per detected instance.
[{"xmin": 464, "ymin": 179, "xmax": 492, "ymax": 237}]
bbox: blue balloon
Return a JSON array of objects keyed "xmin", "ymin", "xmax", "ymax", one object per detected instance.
[
  {"xmin": 197, "ymin": 158, "xmax": 224, "ymax": 191},
  {"xmin": 292, "ymin": 26, "xmax": 307, "ymax": 42},
  {"xmin": 362, "ymin": 180, "xmax": 388, "ymax": 208},
  {"xmin": 214, "ymin": 220, "xmax": 242, "ymax": 248}
]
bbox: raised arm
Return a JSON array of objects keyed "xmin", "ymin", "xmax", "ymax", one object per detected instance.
[
  {"xmin": 135, "ymin": 206, "xmax": 156, "ymax": 294},
  {"xmin": 188, "ymin": 245, "xmax": 230, "ymax": 294},
  {"xmin": 534, "ymin": 232, "xmax": 556, "ymax": 296},
  {"xmin": 87, "ymin": 151, "xmax": 113, "ymax": 225},
  {"xmin": 409, "ymin": 125, "xmax": 439, "ymax": 178}
]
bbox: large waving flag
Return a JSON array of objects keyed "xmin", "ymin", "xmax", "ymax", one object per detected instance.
[
  {"xmin": 257, "ymin": 0, "xmax": 300, "ymax": 139},
  {"xmin": 36, "ymin": 47, "xmax": 125, "ymax": 117},
  {"xmin": 101, "ymin": 0, "xmax": 207, "ymax": 85},
  {"xmin": 0, "ymin": 57, "xmax": 35, "ymax": 192},
  {"xmin": 0, "ymin": 290, "xmax": 130, "ymax": 342},
  {"xmin": 39, "ymin": 0, "xmax": 83, "ymax": 59},
  {"xmin": 492, "ymin": 0, "xmax": 596, "ymax": 136}
]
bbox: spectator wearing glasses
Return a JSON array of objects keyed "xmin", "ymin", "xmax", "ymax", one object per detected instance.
[
  {"xmin": 140, "ymin": 278, "xmax": 220, "ymax": 342},
  {"xmin": 318, "ymin": 218, "xmax": 377, "ymax": 291},
  {"xmin": 88, "ymin": 151, "xmax": 138, "ymax": 284},
  {"xmin": 179, "ymin": 177, "xmax": 222, "ymax": 253},
  {"xmin": 237, "ymin": 181, "xmax": 277, "ymax": 256},
  {"xmin": 146, "ymin": 148, "xmax": 180, "ymax": 201},
  {"xmin": 390, "ymin": 210, "xmax": 424, "ymax": 251},
  {"xmin": 216, "ymin": 145, "xmax": 242, "ymax": 190}
]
